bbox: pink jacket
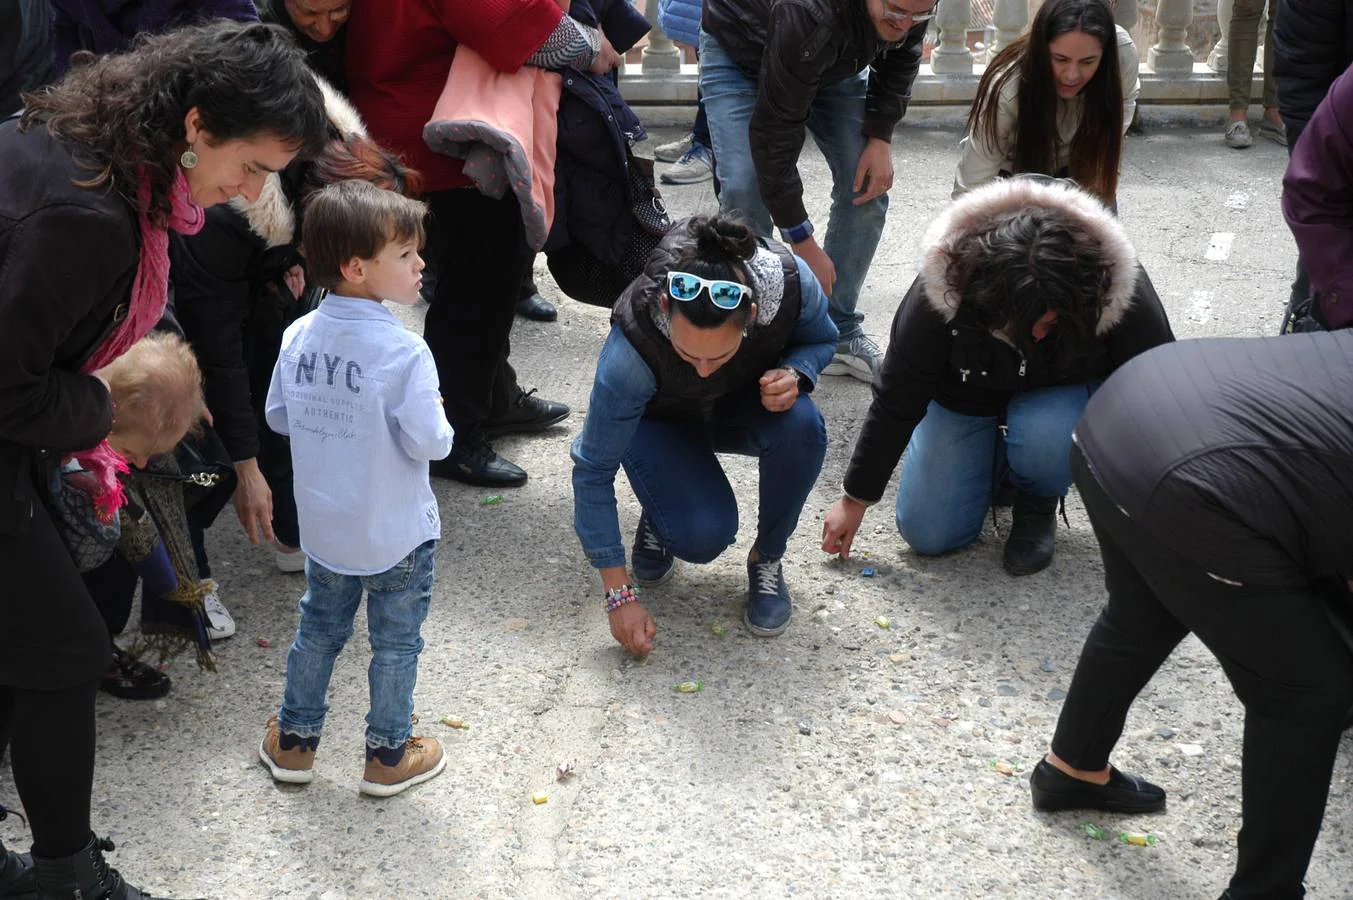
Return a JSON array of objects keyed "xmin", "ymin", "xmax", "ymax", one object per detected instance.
[{"xmin": 423, "ymin": 36, "xmax": 564, "ymax": 250}]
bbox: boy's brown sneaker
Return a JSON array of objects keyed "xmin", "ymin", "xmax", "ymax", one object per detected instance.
[
  {"xmin": 359, "ymin": 735, "xmax": 446, "ymax": 797},
  {"xmin": 259, "ymin": 716, "xmax": 317, "ymax": 784}
]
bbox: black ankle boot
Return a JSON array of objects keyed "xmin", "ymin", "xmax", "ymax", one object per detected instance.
[
  {"xmin": 0, "ymin": 807, "xmax": 36, "ymax": 900},
  {"xmin": 1002, "ymin": 491, "xmax": 1059, "ymax": 576},
  {"xmin": 33, "ymin": 835, "xmax": 194, "ymax": 900}
]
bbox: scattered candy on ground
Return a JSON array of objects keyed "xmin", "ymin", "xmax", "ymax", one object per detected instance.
[
  {"xmin": 875, "ymin": 615, "xmax": 891, "ymax": 629},
  {"xmin": 531, "ymin": 791, "xmax": 549, "ymax": 805},
  {"xmin": 861, "ymin": 567, "xmax": 876, "ymax": 577},
  {"xmin": 440, "ymin": 717, "xmax": 468, "ymax": 729},
  {"xmin": 1117, "ymin": 832, "xmax": 1159, "ymax": 846},
  {"xmin": 1081, "ymin": 823, "xmax": 1109, "ymax": 841},
  {"xmin": 709, "ymin": 621, "xmax": 726, "ymax": 638},
  {"xmin": 990, "ymin": 759, "xmax": 1017, "ymax": 776},
  {"xmin": 672, "ymin": 681, "xmax": 704, "ymax": 693},
  {"xmin": 255, "ymin": 638, "xmax": 271, "ymax": 648},
  {"xmin": 556, "ymin": 762, "xmax": 575, "ymax": 781},
  {"xmin": 481, "ymin": 495, "xmax": 503, "ymax": 506}
]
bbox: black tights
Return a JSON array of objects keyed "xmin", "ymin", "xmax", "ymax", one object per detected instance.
[{"xmin": 0, "ymin": 678, "xmax": 99, "ymax": 857}]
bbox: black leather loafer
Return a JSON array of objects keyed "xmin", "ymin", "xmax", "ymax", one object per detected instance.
[
  {"xmin": 1029, "ymin": 759, "xmax": 1166, "ymax": 814},
  {"xmin": 429, "ymin": 440, "xmax": 527, "ymax": 488},
  {"xmin": 516, "ymin": 291, "xmax": 558, "ymax": 322},
  {"xmin": 482, "ymin": 389, "xmax": 570, "ymax": 440}
]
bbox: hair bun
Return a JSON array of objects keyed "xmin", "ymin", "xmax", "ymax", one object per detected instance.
[{"xmin": 686, "ymin": 215, "xmax": 758, "ymax": 263}]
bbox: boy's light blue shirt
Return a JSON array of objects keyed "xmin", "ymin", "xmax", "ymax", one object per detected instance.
[{"xmin": 265, "ymin": 294, "xmax": 454, "ymax": 576}]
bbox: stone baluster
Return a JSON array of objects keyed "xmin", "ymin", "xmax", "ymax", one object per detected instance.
[
  {"xmin": 1208, "ymin": 0, "xmax": 1233, "ymax": 74},
  {"xmin": 1114, "ymin": 0, "xmax": 1139, "ymax": 31},
  {"xmin": 989, "ymin": 0, "xmax": 1030, "ymax": 61},
  {"xmin": 931, "ymin": 0, "xmax": 975, "ymax": 75},
  {"xmin": 1148, "ymin": 0, "xmax": 1196, "ymax": 77},
  {"xmin": 640, "ymin": 0, "xmax": 682, "ymax": 73}
]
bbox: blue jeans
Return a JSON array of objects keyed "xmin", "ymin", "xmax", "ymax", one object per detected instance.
[
  {"xmin": 698, "ymin": 30, "xmax": 888, "ymax": 342},
  {"xmin": 896, "ymin": 385, "xmax": 1099, "ymax": 556},
  {"xmin": 277, "ymin": 540, "xmax": 436, "ymax": 751},
  {"xmin": 621, "ymin": 391, "xmax": 826, "ymax": 562}
]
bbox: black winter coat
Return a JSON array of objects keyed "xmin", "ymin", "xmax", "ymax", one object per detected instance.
[
  {"xmin": 1274, "ymin": 0, "xmax": 1353, "ymax": 144},
  {"xmin": 842, "ymin": 179, "xmax": 1174, "ymax": 504},
  {"xmin": 1076, "ymin": 332, "xmax": 1353, "ymax": 588},
  {"xmin": 702, "ymin": 0, "xmax": 926, "ymax": 229},
  {"xmin": 544, "ymin": 0, "xmax": 651, "ymax": 266},
  {"xmin": 0, "ymin": 0, "xmax": 52, "ymax": 118},
  {"xmin": 0, "ymin": 118, "xmax": 135, "ymax": 534}
]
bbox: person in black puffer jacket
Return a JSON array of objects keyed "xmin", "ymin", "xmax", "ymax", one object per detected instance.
[
  {"xmin": 1273, "ymin": 0, "xmax": 1353, "ymax": 148},
  {"xmin": 821, "ymin": 176, "xmax": 1174, "ymax": 577},
  {"xmin": 1031, "ymin": 331, "xmax": 1353, "ymax": 900}
]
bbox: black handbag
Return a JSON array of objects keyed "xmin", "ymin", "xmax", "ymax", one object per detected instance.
[{"xmin": 548, "ymin": 152, "xmax": 672, "ymax": 309}]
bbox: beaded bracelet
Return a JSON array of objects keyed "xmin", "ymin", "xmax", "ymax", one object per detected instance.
[{"xmin": 604, "ymin": 583, "xmax": 641, "ymax": 613}]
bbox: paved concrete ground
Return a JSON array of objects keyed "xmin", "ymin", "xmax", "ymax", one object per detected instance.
[{"xmin": 5, "ymin": 121, "xmax": 1349, "ymax": 899}]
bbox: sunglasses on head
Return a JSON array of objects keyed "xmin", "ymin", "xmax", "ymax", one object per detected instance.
[{"xmin": 666, "ymin": 271, "xmax": 753, "ymax": 310}]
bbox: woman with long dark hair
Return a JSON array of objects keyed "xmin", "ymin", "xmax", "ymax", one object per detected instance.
[
  {"xmin": 572, "ymin": 215, "xmax": 838, "ymax": 655},
  {"xmin": 954, "ymin": 0, "xmax": 1139, "ymax": 205},
  {"xmin": 821, "ymin": 177, "xmax": 1173, "ymax": 578},
  {"xmin": 0, "ymin": 21, "xmax": 326, "ymax": 898}
]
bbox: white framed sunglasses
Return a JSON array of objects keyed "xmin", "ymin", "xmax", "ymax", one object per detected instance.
[
  {"xmin": 666, "ymin": 271, "xmax": 753, "ymax": 310},
  {"xmin": 882, "ymin": 1, "xmax": 939, "ymax": 25}
]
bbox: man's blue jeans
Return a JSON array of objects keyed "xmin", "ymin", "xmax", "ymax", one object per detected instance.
[
  {"xmin": 896, "ymin": 385, "xmax": 1099, "ymax": 556},
  {"xmin": 277, "ymin": 540, "xmax": 436, "ymax": 751},
  {"xmin": 698, "ymin": 30, "xmax": 888, "ymax": 342},
  {"xmin": 621, "ymin": 391, "xmax": 826, "ymax": 563}
]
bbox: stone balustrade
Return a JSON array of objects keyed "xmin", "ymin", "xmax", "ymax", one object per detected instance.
[{"xmin": 619, "ymin": 0, "xmax": 1271, "ymax": 109}]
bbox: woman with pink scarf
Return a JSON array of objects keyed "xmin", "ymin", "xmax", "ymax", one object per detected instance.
[{"xmin": 0, "ymin": 21, "xmax": 326, "ymax": 900}]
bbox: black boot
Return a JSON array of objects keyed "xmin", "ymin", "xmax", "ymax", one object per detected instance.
[
  {"xmin": 33, "ymin": 835, "xmax": 194, "ymax": 900},
  {"xmin": 1002, "ymin": 491, "xmax": 1058, "ymax": 576},
  {"xmin": 0, "ymin": 807, "xmax": 37, "ymax": 900}
]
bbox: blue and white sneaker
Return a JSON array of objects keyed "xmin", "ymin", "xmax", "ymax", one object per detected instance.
[
  {"xmin": 744, "ymin": 556, "xmax": 792, "ymax": 636},
  {"xmin": 632, "ymin": 511, "xmax": 675, "ymax": 586}
]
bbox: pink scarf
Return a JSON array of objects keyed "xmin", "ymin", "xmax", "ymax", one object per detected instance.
[{"xmin": 73, "ymin": 168, "xmax": 205, "ymax": 518}]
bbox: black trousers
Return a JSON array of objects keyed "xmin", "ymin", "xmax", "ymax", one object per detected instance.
[
  {"xmin": 424, "ymin": 188, "xmax": 534, "ymax": 446},
  {"xmin": 1053, "ymin": 445, "xmax": 1353, "ymax": 900},
  {"xmin": 0, "ymin": 485, "xmax": 108, "ymax": 858}
]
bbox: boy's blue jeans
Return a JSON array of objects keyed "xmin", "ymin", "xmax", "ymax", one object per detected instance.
[
  {"xmin": 277, "ymin": 540, "xmax": 436, "ymax": 751},
  {"xmin": 620, "ymin": 391, "xmax": 827, "ymax": 563},
  {"xmin": 698, "ymin": 30, "xmax": 888, "ymax": 342},
  {"xmin": 896, "ymin": 385, "xmax": 1099, "ymax": 556}
]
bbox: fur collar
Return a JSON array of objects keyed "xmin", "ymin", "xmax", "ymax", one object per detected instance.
[
  {"xmin": 917, "ymin": 178, "xmax": 1139, "ymax": 336},
  {"xmin": 228, "ymin": 75, "xmax": 367, "ymax": 249}
]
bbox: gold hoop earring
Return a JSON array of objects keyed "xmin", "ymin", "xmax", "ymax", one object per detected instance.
[{"xmin": 179, "ymin": 147, "xmax": 199, "ymax": 169}]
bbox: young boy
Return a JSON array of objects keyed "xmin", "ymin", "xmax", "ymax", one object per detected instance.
[{"xmin": 258, "ymin": 180, "xmax": 454, "ymax": 797}]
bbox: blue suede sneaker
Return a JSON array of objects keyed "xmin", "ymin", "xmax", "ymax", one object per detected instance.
[
  {"xmin": 744, "ymin": 556, "xmax": 792, "ymax": 636},
  {"xmin": 632, "ymin": 511, "xmax": 675, "ymax": 585}
]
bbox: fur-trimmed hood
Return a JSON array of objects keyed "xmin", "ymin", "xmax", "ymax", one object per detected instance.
[
  {"xmin": 918, "ymin": 178, "xmax": 1139, "ymax": 336},
  {"xmin": 228, "ymin": 75, "xmax": 366, "ymax": 249}
]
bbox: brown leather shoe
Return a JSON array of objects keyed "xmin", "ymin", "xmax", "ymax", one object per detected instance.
[
  {"xmin": 359, "ymin": 736, "xmax": 446, "ymax": 797},
  {"xmin": 259, "ymin": 716, "xmax": 316, "ymax": 784}
]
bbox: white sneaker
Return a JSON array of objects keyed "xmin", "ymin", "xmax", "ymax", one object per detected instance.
[
  {"xmin": 653, "ymin": 133, "xmax": 693, "ymax": 163},
  {"xmin": 660, "ymin": 144, "xmax": 714, "ymax": 185},
  {"xmin": 1224, "ymin": 120, "xmax": 1253, "ymax": 149},
  {"xmin": 203, "ymin": 589, "xmax": 236, "ymax": 641},
  {"xmin": 821, "ymin": 334, "xmax": 884, "ymax": 384},
  {"xmin": 274, "ymin": 544, "xmax": 306, "ymax": 573}
]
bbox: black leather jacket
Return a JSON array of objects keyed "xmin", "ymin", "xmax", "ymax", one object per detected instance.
[{"xmin": 703, "ymin": 0, "xmax": 927, "ymax": 228}]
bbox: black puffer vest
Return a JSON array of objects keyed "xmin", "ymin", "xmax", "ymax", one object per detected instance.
[{"xmin": 612, "ymin": 226, "xmax": 801, "ymax": 423}]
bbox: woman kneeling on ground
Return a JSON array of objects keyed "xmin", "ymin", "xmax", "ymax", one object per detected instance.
[
  {"xmin": 821, "ymin": 176, "xmax": 1173, "ymax": 576},
  {"xmin": 572, "ymin": 215, "xmax": 838, "ymax": 655}
]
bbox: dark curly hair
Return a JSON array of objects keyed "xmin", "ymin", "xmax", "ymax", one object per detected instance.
[
  {"xmin": 668, "ymin": 215, "xmax": 759, "ymax": 328},
  {"xmin": 20, "ymin": 21, "xmax": 328, "ymax": 227},
  {"xmin": 945, "ymin": 206, "xmax": 1112, "ymax": 364}
]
